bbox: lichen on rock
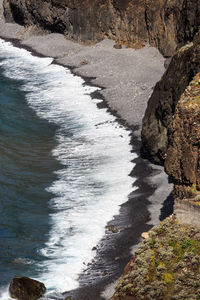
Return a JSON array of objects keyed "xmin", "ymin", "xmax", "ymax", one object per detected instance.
[{"xmin": 110, "ymin": 216, "xmax": 200, "ymax": 300}]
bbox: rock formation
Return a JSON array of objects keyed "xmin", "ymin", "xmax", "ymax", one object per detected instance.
[
  {"xmin": 9, "ymin": 276, "xmax": 46, "ymax": 300},
  {"xmin": 3, "ymin": 0, "xmax": 200, "ymax": 57},
  {"xmin": 165, "ymin": 72, "xmax": 200, "ymax": 198},
  {"xmin": 142, "ymin": 33, "xmax": 200, "ymax": 164}
]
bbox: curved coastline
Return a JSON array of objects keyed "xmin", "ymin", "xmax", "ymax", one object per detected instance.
[{"xmin": 0, "ymin": 5, "xmax": 173, "ymax": 299}]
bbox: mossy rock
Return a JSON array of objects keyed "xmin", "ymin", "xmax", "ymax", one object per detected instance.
[{"xmin": 110, "ymin": 216, "xmax": 200, "ymax": 300}]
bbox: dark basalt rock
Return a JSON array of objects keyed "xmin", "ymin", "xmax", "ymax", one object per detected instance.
[
  {"xmin": 164, "ymin": 72, "xmax": 200, "ymax": 199},
  {"xmin": 3, "ymin": 0, "xmax": 200, "ymax": 57},
  {"xmin": 142, "ymin": 32, "xmax": 200, "ymax": 165},
  {"xmin": 9, "ymin": 276, "xmax": 46, "ymax": 300}
]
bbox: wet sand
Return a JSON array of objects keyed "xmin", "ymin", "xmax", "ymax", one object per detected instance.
[{"xmin": 0, "ymin": 2, "xmax": 173, "ymax": 299}]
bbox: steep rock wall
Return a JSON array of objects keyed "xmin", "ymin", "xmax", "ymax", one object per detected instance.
[
  {"xmin": 142, "ymin": 32, "xmax": 200, "ymax": 164},
  {"xmin": 3, "ymin": 0, "xmax": 200, "ymax": 57},
  {"xmin": 165, "ymin": 72, "xmax": 200, "ymax": 198}
]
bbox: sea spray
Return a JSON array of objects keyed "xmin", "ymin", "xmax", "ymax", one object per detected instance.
[{"xmin": 0, "ymin": 38, "xmax": 137, "ymax": 296}]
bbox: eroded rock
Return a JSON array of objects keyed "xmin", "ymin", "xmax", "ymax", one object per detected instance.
[
  {"xmin": 165, "ymin": 72, "xmax": 200, "ymax": 198},
  {"xmin": 142, "ymin": 32, "xmax": 200, "ymax": 164}
]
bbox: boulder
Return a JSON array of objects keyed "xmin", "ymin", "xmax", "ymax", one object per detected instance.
[{"xmin": 9, "ymin": 277, "xmax": 46, "ymax": 300}]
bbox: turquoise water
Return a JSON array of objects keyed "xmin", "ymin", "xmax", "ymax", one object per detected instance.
[
  {"xmin": 0, "ymin": 66, "xmax": 60, "ymax": 285},
  {"xmin": 0, "ymin": 38, "xmax": 135, "ymax": 298}
]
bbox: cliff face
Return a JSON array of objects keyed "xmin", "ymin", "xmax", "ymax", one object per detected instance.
[
  {"xmin": 142, "ymin": 32, "xmax": 200, "ymax": 164},
  {"xmin": 3, "ymin": 0, "xmax": 200, "ymax": 57},
  {"xmin": 165, "ymin": 72, "xmax": 200, "ymax": 198}
]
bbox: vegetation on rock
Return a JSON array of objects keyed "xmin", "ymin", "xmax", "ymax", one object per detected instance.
[{"xmin": 110, "ymin": 216, "xmax": 200, "ymax": 300}]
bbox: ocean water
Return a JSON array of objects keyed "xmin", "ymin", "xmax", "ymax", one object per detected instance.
[{"xmin": 0, "ymin": 38, "xmax": 136, "ymax": 299}]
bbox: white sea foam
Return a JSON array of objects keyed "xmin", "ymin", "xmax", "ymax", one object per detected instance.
[
  {"xmin": 0, "ymin": 38, "xmax": 137, "ymax": 295},
  {"xmin": 0, "ymin": 286, "xmax": 13, "ymax": 300}
]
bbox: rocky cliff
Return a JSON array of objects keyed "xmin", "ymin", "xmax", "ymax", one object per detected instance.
[
  {"xmin": 3, "ymin": 0, "xmax": 200, "ymax": 57},
  {"xmin": 142, "ymin": 32, "xmax": 200, "ymax": 164},
  {"xmin": 165, "ymin": 72, "xmax": 200, "ymax": 199}
]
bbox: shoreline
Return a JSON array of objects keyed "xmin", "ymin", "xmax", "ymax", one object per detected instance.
[{"xmin": 0, "ymin": 7, "xmax": 173, "ymax": 299}]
